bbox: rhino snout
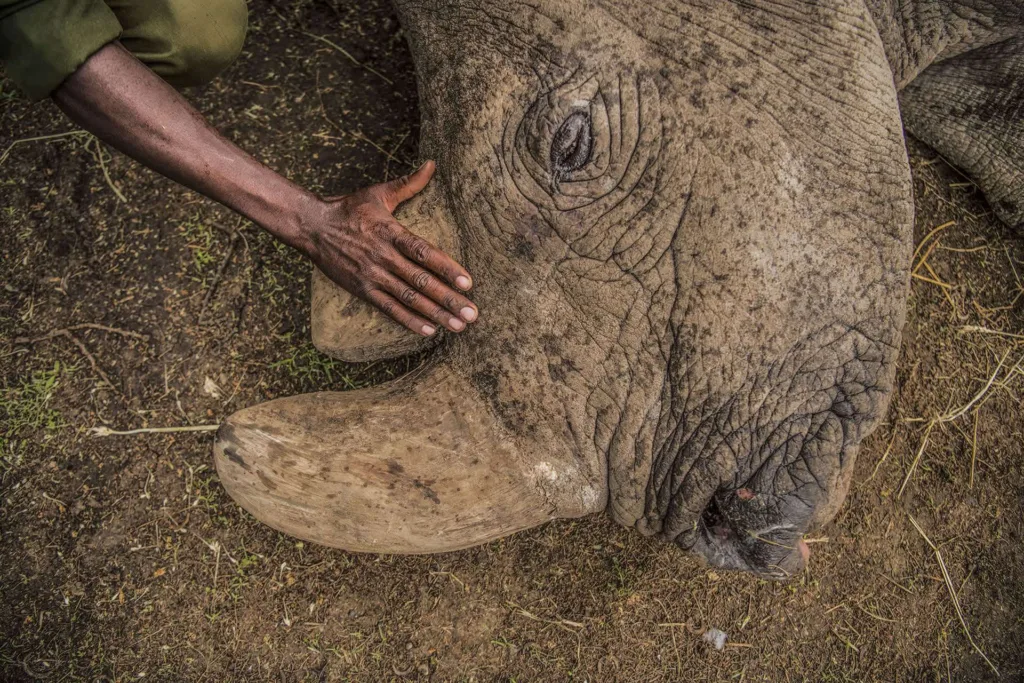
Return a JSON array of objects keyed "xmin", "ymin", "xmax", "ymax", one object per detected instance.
[{"xmin": 639, "ymin": 322, "xmax": 897, "ymax": 577}]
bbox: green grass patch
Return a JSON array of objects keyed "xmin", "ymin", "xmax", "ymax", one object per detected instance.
[
  {"xmin": 271, "ymin": 342, "xmax": 360, "ymax": 389},
  {"xmin": 178, "ymin": 214, "xmax": 219, "ymax": 277},
  {"xmin": 0, "ymin": 361, "xmax": 69, "ymax": 468}
]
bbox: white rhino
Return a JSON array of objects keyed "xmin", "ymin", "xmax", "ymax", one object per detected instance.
[{"xmin": 215, "ymin": 0, "xmax": 1023, "ymax": 576}]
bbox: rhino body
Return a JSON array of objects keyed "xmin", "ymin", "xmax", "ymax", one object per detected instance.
[{"xmin": 215, "ymin": 0, "xmax": 1023, "ymax": 576}]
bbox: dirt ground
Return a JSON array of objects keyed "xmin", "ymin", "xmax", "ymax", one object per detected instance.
[{"xmin": 2, "ymin": 2, "xmax": 1023, "ymax": 681}]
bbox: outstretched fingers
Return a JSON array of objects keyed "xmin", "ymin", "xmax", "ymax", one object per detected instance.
[
  {"xmin": 321, "ymin": 159, "xmax": 478, "ymax": 332},
  {"xmin": 363, "ymin": 288, "xmax": 438, "ymax": 337},
  {"xmin": 375, "ymin": 269, "xmax": 469, "ymax": 333},
  {"xmin": 393, "ymin": 227, "xmax": 473, "ymax": 294}
]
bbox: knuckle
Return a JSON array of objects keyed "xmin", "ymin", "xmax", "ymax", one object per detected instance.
[
  {"xmin": 399, "ymin": 286, "xmax": 417, "ymax": 305},
  {"xmin": 394, "ymin": 231, "xmax": 414, "ymax": 250},
  {"xmin": 353, "ymin": 204, "xmax": 377, "ymax": 226},
  {"xmin": 412, "ymin": 270, "xmax": 432, "ymax": 290},
  {"xmin": 353, "ymin": 277, "xmax": 377, "ymax": 296},
  {"xmin": 399, "ymin": 235, "xmax": 429, "ymax": 262},
  {"xmin": 363, "ymin": 264, "xmax": 384, "ymax": 282},
  {"xmin": 376, "ymin": 249, "xmax": 400, "ymax": 270},
  {"xmin": 369, "ymin": 221, "xmax": 393, "ymax": 240},
  {"xmin": 412, "ymin": 240, "xmax": 431, "ymax": 263},
  {"xmin": 441, "ymin": 292, "xmax": 458, "ymax": 310},
  {"xmin": 374, "ymin": 248, "xmax": 396, "ymax": 269}
]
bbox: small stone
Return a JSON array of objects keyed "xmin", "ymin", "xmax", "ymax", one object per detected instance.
[{"xmin": 702, "ymin": 628, "xmax": 727, "ymax": 651}]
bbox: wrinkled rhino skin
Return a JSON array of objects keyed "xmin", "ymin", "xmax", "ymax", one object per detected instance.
[{"xmin": 216, "ymin": 1, "xmax": 1023, "ymax": 577}]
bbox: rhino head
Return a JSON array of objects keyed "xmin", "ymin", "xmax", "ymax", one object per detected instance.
[{"xmin": 214, "ymin": 0, "xmax": 1019, "ymax": 576}]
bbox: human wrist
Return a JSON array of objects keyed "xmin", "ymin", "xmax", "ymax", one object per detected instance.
[{"xmin": 251, "ymin": 183, "xmax": 325, "ymax": 255}]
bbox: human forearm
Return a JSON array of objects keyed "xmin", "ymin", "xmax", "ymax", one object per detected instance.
[
  {"xmin": 52, "ymin": 41, "xmax": 478, "ymax": 335},
  {"xmin": 52, "ymin": 41, "xmax": 315, "ymax": 248}
]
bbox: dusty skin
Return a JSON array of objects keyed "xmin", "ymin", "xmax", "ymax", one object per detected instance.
[
  {"xmin": 217, "ymin": 0, "xmax": 1023, "ymax": 579},
  {"xmin": 1, "ymin": 1, "xmax": 1022, "ymax": 680}
]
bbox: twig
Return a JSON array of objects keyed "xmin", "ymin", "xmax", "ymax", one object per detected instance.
[
  {"xmin": 867, "ymin": 428, "xmax": 898, "ymax": 482},
  {"xmin": 199, "ymin": 231, "xmax": 241, "ymax": 322},
  {"xmin": 312, "ymin": 130, "xmax": 413, "ymax": 169},
  {"xmin": 897, "ymin": 420, "xmax": 935, "ymax": 499},
  {"xmin": 936, "ymin": 351, "xmax": 1017, "ymax": 423},
  {"xmin": 899, "ymin": 351, "xmax": 1023, "ymax": 497},
  {"xmin": 970, "ymin": 408, "xmax": 980, "ymax": 489},
  {"xmin": 0, "ymin": 130, "xmax": 88, "ymax": 166},
  {"xmin": 41, "ymin": 492, "xmax": 67, "ymax": 512},
  {"xmin": 959, "ymin": 325, "xmax": 1024, "ymax": 341},
  {"xmin": 190, "ymin": 530, "xmax": 238, "ymax": 566},
  {"xmin": 14, "ymin": 328, "xmax": 117, "ymax": 392},
  {"xmin": 301, "ymin": 30, "xmax": 394, "ymax": 85},
  {"xmin": 12, "ymin": 324, "xmax": 146, "ymax": 395},
  {"xmin": 86, "ymin": 135, "xmax": 127, "ymax": 203},
  {"xmin": 911, "ymin": 272, "xmax": 951, "ymax": 289},
  {"xmin": 856, "ymin": 602, "xmax": 896, "ymax": 623},
  {"xmin": 383, "ymin": 131, "xmax": 410, "ymax": 180},
  {"xmin": 429, "ymin": 570, "xmax": 467, "ymax": 591},
  {"xmin": 310, "ymin": 68, "xmax": 413, "ymax": 169},
  {"xmin": 910, "ymin": 221, "xmax": 955, "ymax": 266},
  {"xmin": 908, "ymin": 515, "xmax": 999, "ymax": 676},
  {"xmin": 877, "ymin": 572, "xmax": 914, "ymax": 595},
  {"xmin": 831, "ymin": 628, "xmax": 860, "ymax": 653},
  {"xmin": 90, "ymin": 424, "xmax": 220, "ymax": 437},
  {"xmin": 14, "ymin": 324, "xmax": 144, "ymax": 344},
  {"xmin": 66, "ymin": 323, "xmax": 148, "ymax": 340},
  {"xmin": 508, "ymin": 603, "xmax": 584, "ymax": 633}
]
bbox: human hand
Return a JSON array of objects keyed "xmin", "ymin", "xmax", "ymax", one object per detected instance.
[{"xmin": 301, "ymin": 161, "xmax": 476, "ymax": 336}]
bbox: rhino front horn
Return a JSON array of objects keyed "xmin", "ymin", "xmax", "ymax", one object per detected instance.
[{"xmin": 213, "ymin": 362, "xmax": 604, "ymax": 553}]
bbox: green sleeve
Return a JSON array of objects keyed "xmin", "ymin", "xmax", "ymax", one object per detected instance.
[{"xmin": 0, "ymin": 0, "xmax": 121, "ymax": 101}]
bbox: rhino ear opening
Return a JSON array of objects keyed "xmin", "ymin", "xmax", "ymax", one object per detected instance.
[
  {"xmin": 310, "ymin": 181, "xmax": 461, "ymax": 363},
  {"xmin": 213, "ymin": 364, "xmax": 602, "ymax": 553}
]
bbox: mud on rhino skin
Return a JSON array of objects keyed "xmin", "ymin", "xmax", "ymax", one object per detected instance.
[{"xmin": 215, "ymin": 0, "xmax": 1024, "ymax": 577}]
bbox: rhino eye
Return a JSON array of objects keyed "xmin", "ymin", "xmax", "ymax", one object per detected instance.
[{"xmin": 550, "ymin": 111, "xmax": 593, "ymax": 175}]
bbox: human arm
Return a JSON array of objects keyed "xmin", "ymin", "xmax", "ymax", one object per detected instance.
[{"xmin": 51, "ymin": 41, "xmax": 477, "ymax": 335}]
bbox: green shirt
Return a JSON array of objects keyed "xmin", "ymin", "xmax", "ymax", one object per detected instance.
[{"xmin": 1, "ymin": 0, "xmax": 121, "ymax": 100}]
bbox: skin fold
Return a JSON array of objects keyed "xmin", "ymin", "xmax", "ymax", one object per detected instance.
[{"xmin": 216, "ymin": 0, "xmax": 1023, "ymax": 577}]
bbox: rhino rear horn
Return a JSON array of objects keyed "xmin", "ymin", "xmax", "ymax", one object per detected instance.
[{"xmin": 311, "ymin": 181, "xmax": 460, "ymax": 362}]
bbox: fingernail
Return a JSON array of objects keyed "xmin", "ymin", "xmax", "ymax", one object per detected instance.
[
  {"xmin": 421, "ymin": 325, "xmax": 436, "ymax": 336},
  {"xmin": 448, "ymin": 317, "xmax": 465, "ymax": 331},
  {"xmin": 460, "ymin": 307, "xmax": 477, "ymax": 322},
  {"xmin": 456, "ymin": 276, "xmax": 472, "ymax": 290}
]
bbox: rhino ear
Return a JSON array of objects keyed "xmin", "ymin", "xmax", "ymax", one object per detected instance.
[
  {"xmin": 899, "ymin": 36, "xmax": 1024, "ymax": 229},
  {"xmin": 311, "ymin": 181, "xmax": 461, "ymax": 362},
  {"xmin": 213, "ymin": 364, "xmax": 604, "ymax": 553}
]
